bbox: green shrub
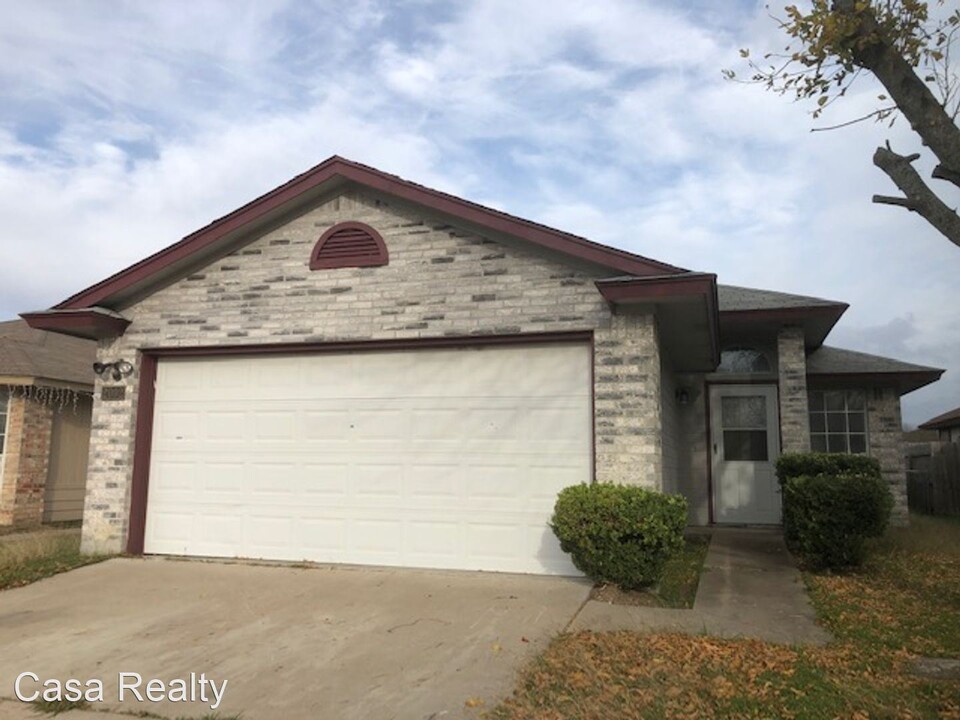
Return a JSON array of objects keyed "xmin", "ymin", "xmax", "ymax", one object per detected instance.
[
  {"xmin": 776, "ymin": 452, "xmax": 881, "ymax": 484},
  {"xmin": 782, "ymin": 472, "xmax": 894, "ymax": 570},
  {"xmin": 550, "ymin": 483, "xmax": 687, "ymax": 590}
]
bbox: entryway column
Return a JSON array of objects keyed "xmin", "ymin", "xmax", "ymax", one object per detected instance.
[
  {"xmin": 777, "ymin": 326, "xmax": 810, "ymax": 454},
  {"xmin": 593, "ymin": 311, "xmax": 663, "ymax": 489}
]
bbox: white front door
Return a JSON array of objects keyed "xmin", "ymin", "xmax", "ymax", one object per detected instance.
[{"xmin": 710, "ymin": 384, "xmax": 781, "ymax": 524}]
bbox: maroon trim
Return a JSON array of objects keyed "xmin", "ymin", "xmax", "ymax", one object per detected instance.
[
  {"xmin": 589, "ymin": 333, "xmax": 596, "ymax": 483},
  {"xmin": 807, "ymin": 370, "xmax": 942, "ymax": 384},
  {"xmin": 596, "ymin": 273, "xmax": 720, "ymax": 366},
  {"xmin": 310, "ymin": 221, "xmax": 388, "ymax": 270},
  {"xmin": 807, "ymin": 370, "xmax": 943, "ymax": 395},
  {"xmin": 720, "ymin": 305, "xmax": 848, "ymax": 323},
  {"xmin": 706, "ymin": 376, "xmax": 779, "ymax": 385},
  {"xmin": 125, "ymin": 331, "xmax": 595, "ymax": 554},
  {"xmin": 142, "ymin": 331, "xmax": 593, "ymax": 358},
  {"xmin": 56, "ymin": 156, "xmax": 686, "ymax": 310},
  {"xmin": 21, "ymin": 310, "xmax": 130, "ymax": 340},
  {"xmin": 126, "ymin": 354, "xmax": 157, "ymax": 555},
  {"xmin": 704, "ymin": 384, "xmax": 714, "ymax": 525},
  {"xmin": 919, "ymin": 407, "xmax": 960, "ymax": 430},
  {"xmin": 594, "ymin": 273, "xmax": 715, "ymax": 303}
]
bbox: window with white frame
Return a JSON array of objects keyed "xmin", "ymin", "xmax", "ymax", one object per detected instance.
[{"xmin": 809, "ymin": 390, "xmax": 868, "ymax": 454}]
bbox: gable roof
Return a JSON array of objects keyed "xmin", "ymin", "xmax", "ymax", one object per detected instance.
[
  {"xmin": 919, "ymin": 406, "xmax": 960, "ymax": 430},
  {"xmin": 53, "ymin": 156, "xmax": 689, "ymax": 312},
  {"xmin": 806, "ymin": 345, "xmax": 943, "ymax": 395},
  {"xmin": 0, "ymin": 319, "xmax": 96, "ymax": 388},
  {"xmin": 717, "ymin": 284, "xmax": 849, "ymax": 349},
  {"xmin": 718, "ymin": 285, "xmax": 845, "ymax": 312}
]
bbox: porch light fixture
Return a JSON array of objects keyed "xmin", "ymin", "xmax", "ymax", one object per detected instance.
[
  {"xmin": 93, "ymin": 360, "xmax": 134, "ymax": 381},
  {"xmin": 675, "ymin": 387, "xmax": 691, "ymax": 405}
]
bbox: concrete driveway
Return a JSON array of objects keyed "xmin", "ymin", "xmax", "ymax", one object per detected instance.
[{"xmin": 0, "ymin": 558, "xmax": 590, "ymax": 719}]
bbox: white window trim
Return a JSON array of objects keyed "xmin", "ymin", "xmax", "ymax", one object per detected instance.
[{"xmin": 809, "ymin": 389, "xmax": 870, "ymax": 455}]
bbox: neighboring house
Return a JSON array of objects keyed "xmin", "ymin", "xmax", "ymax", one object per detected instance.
[
  {"xmin": 919, "ymin": 407, "xmax": 960, "ymax": 444},
  {"xmin": 0, "ymin": 320, "xmax": 95, "ymax": 526},
  {"xmin": 22, "ymin": 156, "xmax": 944, "ymax": 575}
]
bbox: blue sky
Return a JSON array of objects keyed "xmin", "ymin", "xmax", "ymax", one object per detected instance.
[{"xmin": 1, "ymin": 0, "xmax": 957, "ymax": 425}]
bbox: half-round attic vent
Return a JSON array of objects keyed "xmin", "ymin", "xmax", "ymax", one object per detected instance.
[{"xmin": 310, "ymin": 221, "xmax": 389, "ymax": 270}]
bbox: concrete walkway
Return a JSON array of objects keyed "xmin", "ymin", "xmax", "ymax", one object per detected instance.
[{"xmin": 571, "ymin": 527, "xmax": 832, "ymax": 645}]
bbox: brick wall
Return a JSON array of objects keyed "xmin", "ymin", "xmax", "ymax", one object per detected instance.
[
  {"xmin": 867, "ymin": 386, "xmax": 908, "ymax": 525},
  {"xmin": 593, "ymin": 312, "xmax": 663, "ymax": 490},
  {"xmin": 777, "ymin": 327, "xmax": 811, "ymax": 454},
  {"xmin": 0, "ymin": 393, "xmax": 53, "ymax": 527},
  {"xmin": 82, "ymin": 189, "xmax": 665, "ymax": 554}
]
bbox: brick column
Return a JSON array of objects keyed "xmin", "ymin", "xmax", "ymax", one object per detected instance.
[
  {"xmin": 867, "ymin": 387, "xmax": 908, "ymax": 525},
  {"xmin": 0, "ymin": 395, "xmax": 53, "ymax": 527},
  {"xmin": 594, "ymin": 312, "xmax": 663, "ymax": 489},
  {"xmin": 777, "ymin": 326, "xmax": 810, "ymax": 454}
]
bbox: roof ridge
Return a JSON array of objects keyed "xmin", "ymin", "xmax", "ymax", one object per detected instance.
[{"xmin": 54, "ymin": 155, "xmax": 689, "ymax": 310}]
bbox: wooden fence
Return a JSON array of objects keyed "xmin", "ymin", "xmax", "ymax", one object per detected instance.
[{"xmin": 906, "ymin": 441, "xmax": 960, "ymax": 516}]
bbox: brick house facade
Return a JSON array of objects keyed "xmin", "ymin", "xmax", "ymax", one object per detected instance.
[
  {"xmin": 23, "ymin": 157, "xmax": 942, "ymax": 570},
  {"xmin": 0, "ymin": 321, "xmax": 96, "ymax": 527}
]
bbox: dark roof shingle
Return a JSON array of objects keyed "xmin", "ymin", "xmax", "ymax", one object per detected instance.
[
  {"xmin": 919, "ymin": 406, "xmax": 960, "ymax": 430},
  {"xmin": 0, "ymin": 319, "xmax": 96, "ymax": 387},
  {"xmin": 718, "ymin": 285, "xmax": 845, "ymax": 312}
]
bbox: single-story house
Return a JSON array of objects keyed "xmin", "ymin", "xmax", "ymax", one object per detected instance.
[
  {"xmin": 23, "ymin": 157, "xmax": 944, "ymax": 575},
  {"xmin": 0, "ymin": 320, "xmax": 95, "ymax": 526},
  {"xmin": 919, "ymin": 406, "xmax": 960, "ymax": 444}
]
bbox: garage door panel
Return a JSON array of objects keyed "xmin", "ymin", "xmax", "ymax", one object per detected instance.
[{"xmin": 145, "ymin": 344, "xmax": 589, "ymax": 575}]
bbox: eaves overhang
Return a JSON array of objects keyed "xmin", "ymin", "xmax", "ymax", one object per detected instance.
[
  {"xmin": 595, "ymin": 272, "xmax": 720, "ymax": 372},
  {"xmin": 20, "ymin": 308, "xmax": 131, "ymax": 341}
]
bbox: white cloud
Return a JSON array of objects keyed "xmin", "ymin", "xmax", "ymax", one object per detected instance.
[{"xmin": 0, "ymin": 0, "xmax": 957, "ymax": 425}]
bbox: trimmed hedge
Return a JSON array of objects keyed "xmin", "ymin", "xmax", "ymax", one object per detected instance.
[
  {"xmin": 775, "ymin": 452, "xmax": 881, "ymax": 485},
  {"xmin": 776, "ymin": 452, "xmax": 892, "ymax": 570},
  {"xmin": 550, "ymin": 483, "xmax": 687, "ymax": 590}
]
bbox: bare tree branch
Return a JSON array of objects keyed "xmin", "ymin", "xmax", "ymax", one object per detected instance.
[
  {"xmin": 872, "ymin": 145, "xmax": 960, "ymax": 248},
  {"xmin": 835, "ymin": 0, "xmax": 960, "ymax": 191}
]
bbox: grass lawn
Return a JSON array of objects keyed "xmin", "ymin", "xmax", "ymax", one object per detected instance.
[
  {"xmin": 0, "ymin": 528, "xmax": 110, "ymax": 591},
  {"xmin": 492, "ymin": 514, "xmax": 960, "ymax": 719}
]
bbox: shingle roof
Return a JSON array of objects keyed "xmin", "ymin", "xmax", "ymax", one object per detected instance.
[
  {"xmin": 919, "ymin": 406, "xmax": 960, "ymax": 430},
  {"xmin": 806, "ymin": 345, "xmax": 943, "ymax": 394},
  {"xmin": 806, "ymin": 346, "xmax": 941, "ymax": 375},
  {"xmin": 0, "ymin": 319, "xmax": 96, "ymax": 387},
  {"xmin": 718, "ymin": 285, "xmax": 845, "ymax": 312}
]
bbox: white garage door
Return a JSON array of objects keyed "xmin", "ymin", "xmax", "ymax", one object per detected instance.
[{"xmin": 144, "ymin": 343, "xmax": 591, "ymax": 575}]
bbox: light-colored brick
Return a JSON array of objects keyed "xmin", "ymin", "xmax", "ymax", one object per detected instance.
[
  {"xmin": 81, "ymin": 189, "xmax": 663, "ymax": 554},
  {"xmin": 777, "ymin": 327, "xmax": 810, "ymax": 454}
]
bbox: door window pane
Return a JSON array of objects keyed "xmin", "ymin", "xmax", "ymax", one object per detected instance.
[
  {"xmin": 723, "ymin": 430, "xmax": 769, "ymax": 461},
  {"xmin": 721, "ymin": 396, "xmax": 766, "ymax": 429}
]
